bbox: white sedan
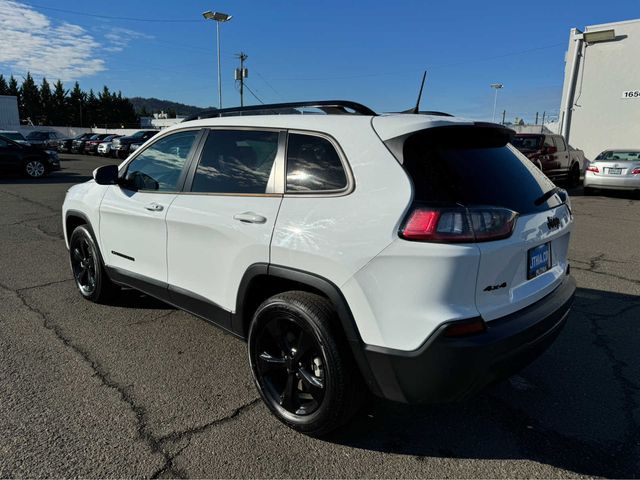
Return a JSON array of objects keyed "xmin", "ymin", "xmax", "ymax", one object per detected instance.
[{"xmin": 584, "ymin": 150, "xmax": 640, "ymax": 194}]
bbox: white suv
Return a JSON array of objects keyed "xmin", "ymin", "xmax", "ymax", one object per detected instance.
[{"xmin": 62, "ymin": 101, "xmax": 576, "ymax": 436}]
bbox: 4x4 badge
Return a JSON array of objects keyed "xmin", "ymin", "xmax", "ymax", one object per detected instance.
[{"xmin": 547, "ymin": 216, "xmax": 560, "ymax": 230}]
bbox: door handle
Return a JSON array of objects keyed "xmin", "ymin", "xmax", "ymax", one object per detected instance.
[
  {"xmin": 145, "ymin": 202, "xmax": 164, "ymax": 212},
  {"xmin": 233, "ymin": 212, "xmax": 267, "ymax": 224}
]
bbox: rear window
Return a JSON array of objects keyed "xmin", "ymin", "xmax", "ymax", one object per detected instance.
[
  {"xmin": 401, "ymin": 126, "xmax": 561, "ymax": 215},
  {"xmin": 511, "ymin": 135, "xmax": 542, "ymax": 150},
  {"xmin": 26, "ymin": 132, "xmax": 47, "ymax": 140},
  {"xmin": 596, "ymin": 151, "xmax": 640, "ymax": 161}
]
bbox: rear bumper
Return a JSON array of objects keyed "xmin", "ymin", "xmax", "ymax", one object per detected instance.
[
  {"xmin": 584, "ymin": 173, "xmax": 640, "ymax": 190},
  {"xmin": 363, "ymin": 275, "xmax": 575, "ymax": 404}
]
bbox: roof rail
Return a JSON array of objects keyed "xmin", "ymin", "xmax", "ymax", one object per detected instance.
[{"xmin": 184, "ymin": 100, "xmax": 377, "ymax": 121}]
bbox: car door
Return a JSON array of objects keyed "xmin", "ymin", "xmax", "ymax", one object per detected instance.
[
  {"xmin": 0, "ymin": 137, "xmax": 23, "ymax": 173},
  {"xmin": 165, "ymin": 128, "xmax": 284, "ymax": 325},
  {"xmin": 540, "ymin": 135, "xmax": 560, "ymax": 176},
  {"xmin": 99, "ymin": 129, "xmax": 202, "ymax": 288}
]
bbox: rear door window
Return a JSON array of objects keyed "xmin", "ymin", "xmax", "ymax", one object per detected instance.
[
  {"xmin": 553, "ymin": 136, "xmax": 566, "ymax": 151},
  {"xmin": 286, "ymin": 133, "xmax": 348, "ymax": 192},
  {"xmin": 400, "ymin": 126, "xmax": 561, "ymax": 215},
  {"xmin": 191, "ymin": 130, "xmax": 278, "ymax": 194}
]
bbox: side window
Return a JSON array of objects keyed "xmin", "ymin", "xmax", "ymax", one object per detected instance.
[
  {"xmin": 286, "ymin": 133, "xmax": 347, "ymax": 192},
  {"xmin": 123, "ymin": 130, "xmax": 198, "ymax": 192},
  {"xmin": 543, "ymin": 136, "xmax": 554, "ymax": 149},
  {"xmin": 191, "ymin": 130, "xmax": 278, "ymax": 194},
  {"xmin": 0, "ymin": 138, "xmax": 8, "ymax": 147},
  {"xmin": 553, "ymin": 136, "xmax": 566, "ymax": 151}
]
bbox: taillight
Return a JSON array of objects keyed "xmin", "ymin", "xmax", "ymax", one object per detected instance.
[
  {"xmin": 632, "ymin": 168, "xmax": 640, "ymax": 175},
  {"xmin": 586, "ymin": 165, "xmax": 599, "ymax": 173},
  {"xmin": 400, "ymin": 206, "xmax": 518, "ymax": 243}
]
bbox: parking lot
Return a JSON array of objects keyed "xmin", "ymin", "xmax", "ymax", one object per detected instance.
[{"xmin": 0, "ymin": 153, "xmax": 638, "ymax": 478}]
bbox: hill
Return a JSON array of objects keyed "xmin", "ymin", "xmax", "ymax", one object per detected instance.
[{"xmin": 129, "ymin": 97, "xmax": 213, "ymax": 117}]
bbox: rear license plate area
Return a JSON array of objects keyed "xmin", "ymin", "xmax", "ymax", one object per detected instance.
[
  {"xmin": 608, "ymin": 168, "xmax": 622, "ymax": 175},
  {"xmin": 528, "ymin": 242, "xmax": 551, "ymax": 279}
]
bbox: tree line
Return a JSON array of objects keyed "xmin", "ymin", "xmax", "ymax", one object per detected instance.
[{"xmin": 0, "ymin": 72, "xmax": 139, "ymax": 128}]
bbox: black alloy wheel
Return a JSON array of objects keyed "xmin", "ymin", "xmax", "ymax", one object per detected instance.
[
  {"xmin": 69, "ymin": 226, "xmax": 118, "ymax": 302},
  {"xmin": 255, "ymin": 316, "xmax": 326, "ymax": 416},
  {"xmin": 248, "ymin": 291, "xmax": 364, "ymax": 436}
]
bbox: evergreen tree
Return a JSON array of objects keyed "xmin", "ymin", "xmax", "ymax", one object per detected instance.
[
  {"xmin": 20, "ymin": 72, "xmax": 40, "ymax": 124},
  {"xmin": 0, "ymin": 75, "xmax": 8, "ymax": 95},
  {"xmin": 40, "ymin": 77, "xmax": 53, "ymax": 125},
  {"xmin": 67, "ymin": 81, "xmax": 85, "ymax": 127},
  {"xmin": 8, "ymin": 75, "xmax": 22, "ymax": 119},
  {"xmin": 51, "ymin": 80, "xmax": 68, "ymax": 125},
  {"xmin": 85, "ymin": 89, "xmax": 98, "ymax": 127}
]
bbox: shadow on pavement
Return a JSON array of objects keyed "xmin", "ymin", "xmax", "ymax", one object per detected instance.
[
  {"xmin": 567, "ymin": 185, "xmax": 640, "ymax": 199},
  {"xmin": 0, "ymin": 170, "xmax": 92, "ymax": 185},
  {"xmin": 328, "ymin": 287, "xmax": 639, "ymax": 478},
  {"xmin": 105, "ymin": 287, "xmax": 176, "ymax": 310}
]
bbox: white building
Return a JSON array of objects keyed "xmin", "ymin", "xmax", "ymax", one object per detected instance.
[
  {"xmin": 0, "ymin": 95, "xmax": 20, "ymax": 128},
  {"xmin": 559, "ymin": 19, "xmax": 640, "ymax": 159}
]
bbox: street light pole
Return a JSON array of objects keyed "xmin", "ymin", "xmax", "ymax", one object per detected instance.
[
  {"xmin": 490, "ymin": 83, "xmax": 503, "ymax": 123},
  {"xmin": 202, "ymin": 11, "xmax": 232, "ymax": 109}
]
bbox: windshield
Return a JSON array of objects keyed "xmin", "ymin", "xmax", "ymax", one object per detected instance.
[
  {"xmin": 401, "ymin": 126, "xmax": 561, "ymax": 215},
  {"xmin": 26, "ymin": 132, "xmax": 48, "ymax": 140},
  {"xmin": 596, "ymin": 151, "xmax": 640, "ymax": 161},
  {"xmin": 1, "ymin": 132, "xmax": 25, "ymax": 141},
  {"xmin": 131, "ymin": 131, "xmax": 148, "ymax": 138},
  {"xmin": 511, "ymin": 135, "xmax": 543, "ymax": 150}
]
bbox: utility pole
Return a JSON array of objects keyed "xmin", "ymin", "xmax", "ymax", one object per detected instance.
[
  {"xmin": 541, "ymin": 111, "xmax": 546, "ymax": 133},
  {"xmin": 235, "ymin": 52, "xmax": 248, "ymax": 106},
  {"xmin": 501, "ymin": 110, "xmax": 506, "ymax": 125},
  {"xmin": 535, "ymin": 112, "xmax": 539, "ymax": 125}
]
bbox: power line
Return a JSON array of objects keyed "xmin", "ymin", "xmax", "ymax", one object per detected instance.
[
  {"xmin": 242, "ymin": 82, "xmax": 265, "ymax": 105},
  {"xmin": 21, "ymin": 2, "xmax": 201, "ymax": 23}
]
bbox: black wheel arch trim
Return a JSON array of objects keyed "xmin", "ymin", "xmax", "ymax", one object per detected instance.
[{"xmin": 234, "ymin": 263, "xmax": 383, "ymax": 397}]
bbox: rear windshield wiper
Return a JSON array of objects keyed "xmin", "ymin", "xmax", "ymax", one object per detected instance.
[{"xmin": 534, "ymin": 186, "xmax": 560, "ymax": 206}]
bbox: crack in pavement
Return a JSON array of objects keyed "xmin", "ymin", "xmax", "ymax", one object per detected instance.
[
  {"xmin": 151, "ymin": 398, "xmax": 261, "ymax": 479},
  {"xmin": 1, "ymin": 213, "xmax": 60, "ymax": 227},
  {"xmin": 0, "ymin": 189, "xmax": 59, "ymax": 214},
  {"xmin": 570, "ymin": 254, "xmax": 640, "ymax": 286},
  {"xmin": 129, "ymin": 310, "xmax": 177, "ymax": 327},
  {"xmin": 0, "ymin": 280, "xmax": 260, "ymax": 478}
]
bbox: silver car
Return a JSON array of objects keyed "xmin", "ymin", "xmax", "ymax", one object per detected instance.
[{"xmin": 584, "ymin": 150, "xmax": 640, "ymax": 194}]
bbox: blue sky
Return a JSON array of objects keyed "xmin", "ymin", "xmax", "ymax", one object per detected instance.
[{"xmin": 0, "ymin": 0, "xmax": 637, "ymax": 121}]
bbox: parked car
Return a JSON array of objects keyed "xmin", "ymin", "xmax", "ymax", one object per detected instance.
[
  {"xmin": 25, "ymin": 130, "xmax": 64, "ymax": 151},
  {"xmin": 511, "ymin": 133, "xmax": 584, "ymax": 185},
  {"xmin": 0, "ymin": 130, "xmax": 29, "ymax": 145},
  {"xmin": 111, "ymin": 130, "xmax": 159, "ymax": 158},
  {"xmin": 96, "ymin": 135, "xmax": 122, "ymax": 156},
  {"xmin": 60, "ymin": 133, "xmax": 94, "ymax": 153},
  {"xmin": 129, "ymin": 142, "xmax": 143, "ymax": 153},
  {"xmin": 62, "ymin": 101, "xmax": 575, "ymax": 436},
  {"xmin": 83, "ymin": 134, "xmax": 112, "ymax": 155},
  {"xmin": 72, "ymin": 133, "xmax": 101, "ymax": 153},
  {"xmin": 584, "ymin": 149, "xmax": 640, "ymax": 194},
  {"xmin": 0, "ymin": 134, "xmax": 60, "ymax": 177}
]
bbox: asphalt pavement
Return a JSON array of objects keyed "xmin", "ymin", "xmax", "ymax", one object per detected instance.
[{"xmin": 0, "ymin": 154, "xmax": 638, "ymax": 478}]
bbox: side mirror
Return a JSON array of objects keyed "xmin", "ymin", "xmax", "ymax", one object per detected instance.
[{"xmin": 93, "ymin": 164, "xmax": 119, "ymax": 185}]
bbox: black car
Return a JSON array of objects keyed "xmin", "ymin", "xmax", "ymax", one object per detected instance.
[
  {"xmin": 112, "ymin": 130, "xmax": 159, "ymax": 159},
  {"xmin": 0, "ymin": 134, "xmax": 60, "ymax": 178},
  {"xmin": 72, "ymin": 133, "xmax": 103, "ymax": 153},
  {"xmin": 83, "ymin": 133, "xmax": 113, "ymax": 154},
  {"xmin": 60, "ymin": 133, "xmax": 94, "ymax": 153},
  {"xmin": 25, "ymin": 131, "xmax": 64, "ymax": 150}
]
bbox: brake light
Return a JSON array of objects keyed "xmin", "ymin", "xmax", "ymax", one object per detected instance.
[
  {"xmin": 586, "ymin": 165, "xmax": 599, "ymax": 173},
  {"xmin": 632, "ymin": 168, "xmax": 640, "ymax": 175},
  {"xmin": 400, "ymin": 206, "xmax": 518, "ymax": 243}
]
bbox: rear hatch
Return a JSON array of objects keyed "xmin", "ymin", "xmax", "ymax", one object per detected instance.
[{"xmin": 395, "ymin": 125, "xmax": 572, "ymax": 322}]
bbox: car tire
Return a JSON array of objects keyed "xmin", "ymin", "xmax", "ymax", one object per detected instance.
[
  {"xmin": 69, "ymin": 225, "xmax": 119, "ymax": 303},
  {"xmin": 24, "ymin": 159, "xmax": 47, "ymax": 178},
  {"xmin": 569, "ymin": 163, "xmax": 581, "ymax": 187},
  {"xmin": 248, "ymin": 291, "xmax": 364, "ymax": 437}
]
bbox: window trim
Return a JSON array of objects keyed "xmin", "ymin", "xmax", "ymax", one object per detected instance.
[
  {"xmin": 181, "ymin": 126, "xmax": 286, "ymax": 197},
  {"xmin": 118, "ymin": 127, "xmax": 205, "ymax": 194},
  {"xmin": 283, "ymin": 129, "xmax": 354, "ymax": 197}
]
